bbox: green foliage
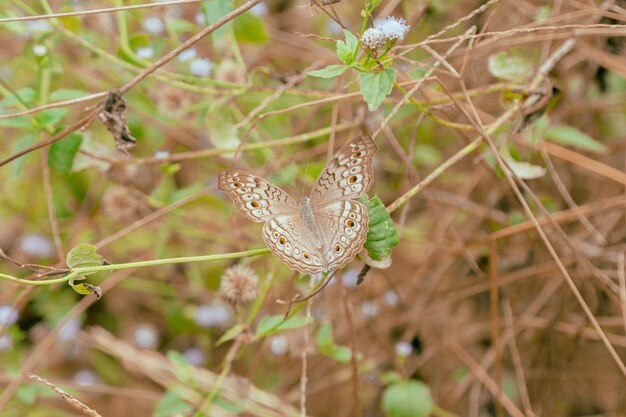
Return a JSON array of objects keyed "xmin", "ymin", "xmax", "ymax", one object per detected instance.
[
  {"xmin": 359, "ymin": 69, "xmax": 396, "ymax": 111},
  {"xmin": 544, "ymin": 124, "xmax": 607, "ymax": 153},
  {"xmin": 66, "ymin": 244, "xmax": 106, "ymax": 269},
  {"xmin": 255, "ymin": 315, "xmax": 307, "ymax": 338},
  {"xmin": 361, "ymin": 196, "xmax": 400, "ymax": 261},
  {"xmin": 308, "ymin": 65, "xmax": 348, "ymax": 78},
  {"xmin": 315, "ymin": 321, "xmax": 355, "ymax": 363},
  {"xmin": 47, "ymin": 133, "xmax": 83, "ymax": 173},
  {"xmin": 488, "ymin": 51, "xmax": 533, "ymax": 81},
  {"xmin": 155, "ymin": 392, "xmax": 194, "ymax": 417},
  {"xmin": 234, "ymin": 13, "xmax": 268, "ymax": 43},
  {"xmin": 381, "ymin": 380, "xmax": 434, "ymax": 417},
  {"xmin": 337, "ymin": 29, "xmax": 359, "ymax": 65}
]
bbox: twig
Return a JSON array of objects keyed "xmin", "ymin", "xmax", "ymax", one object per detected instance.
[{"xmin": 28, "ymin": 374, "xmax": 102, "ymax": 417}]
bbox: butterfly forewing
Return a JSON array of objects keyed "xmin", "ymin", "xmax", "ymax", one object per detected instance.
[
  {"xmin": 218, "ymin": 170, "xmax": 298, "ymax": 223},
  {"xmin": 309, "ymin": 135, "xmax": 377, "ymax": 205}
]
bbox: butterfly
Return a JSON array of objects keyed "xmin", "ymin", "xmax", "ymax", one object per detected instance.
[{"xmin": 217, "ymin": 135, "xmax": 377, "ymax": 275}]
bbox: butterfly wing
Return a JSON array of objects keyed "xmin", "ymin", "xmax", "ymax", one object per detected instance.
[
  {"xmin": 262, "ymin": 215, "xmax": 325, "ymax": 275},
  {"xmin": 218, "ymin": 170, "xmax": 298, "ymax": 222},
  {"xmin": 309, "ymin": 135, "xmax": 377, "ymax": 206},
  {"xmin": 315, "ymin": 200, "xmax": 369, "ymax": 271}
]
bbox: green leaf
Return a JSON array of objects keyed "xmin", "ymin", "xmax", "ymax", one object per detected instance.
[
  {"xmin": 315, "ymin": 322, "xmax": 334, "ymax": 352},
  {"xmin": 501, "ymin": 147, "xmax": 546, "ymax": 180},
  {"xmin": 49, "ymin": 89, "xmax": 90, "ymax": 102},
  {"xmin": 48, "ymin": 133, "xmax": 83, "ymax": 173},
  {"xmin": 0, "ymin": 87, "xmax": 37, "ymax": 107},
  {"xmin": 361, "ymin": 195, "xmax": 400, "ymax": 260},
  {"xmin": 155, "ymin": 392, "xmax": 194, "ymax": 417},
  {"xmin": 308, "ymin": 65, "xmax": 348, "ymax": 78},
  {"xmin": 329, "ymin": 346, "xmax": 352, "ymax": 363},
  {"xmin": 359, "ymin": 68, "xmax": 396, "ymax": 111},
  {"xmin": 381, "ymin": 380, "xmax": 434, "ymax": 417},
  {"xmin": 66, "ymin": 244, "xmax": 106, "ymax": 269},
  {"xmin": 70, "ymin": 282, "xmax": 102, "ymax": 299},
  {"xmin": 337, "ymin": 29, "xmax": 358, "ymax": 65},
  {"xmin": 202, "ymin": 0, "xmax": 233, "ymax": 39},
  {"xmin": 216, "ymin": 323, "xmax": 243, "ymax": 346},
  {"xmin": 11, "ymin": 134, "xmax": 37, "ymax": 179},
  {"xmin": 39, "ymin": 108, "xmax": 68, "ymax": 127},
  {"xmin": 366, "ymin": 0, "xmax": 383, "ymax": 12},
  {"xmin": 255, "ymin": 315, "xmax": 307, "ymax": 338},
  {"xmin": 488, "ymin": 51, "xmax": 533, "ymax": 81},
  {"xmin": 234, "ymin": 13, "xmax": 268, "ymax": 43},
  {"xmin": 544, "ymin": 124, "xmax": 607, "ymax": 153}
]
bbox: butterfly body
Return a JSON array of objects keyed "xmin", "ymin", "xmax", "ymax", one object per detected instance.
[{"xmin": 218, "ymin": 136, "xmax": 377, "ymax": 275}]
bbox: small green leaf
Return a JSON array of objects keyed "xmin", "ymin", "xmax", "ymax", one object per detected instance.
[
  {"xmin": 329, "ymin": 346, "xmax": 352, "ymax": 363},
  {"xmin": 216, "ymin": 323, "xmax": 244, "ymax": 346},
  {"xmin": 70, "ymin": 282, "xmax": 102, "ymax": 299},
  {"xmin": 544, "ymin": 124, "xmax": 607, "ymax": 153},
  {"xmin": 359, "ymin": 68, "xmax": 396, "ymax": 111},
  {"xmin": 48, "ymin": 133, "xmax": 83, "ymax": 173},
  {"xmin": 361, "ymin": 196, "xmax": 400, "ymax": 261},
  {"xmin": 308, "ymin": 65, "xmax": 348, "ymax": 78},
  {"xmin": 255, "ymin": 315, "xmax": 307, "ymax": 338},
  {"xmin": 501, "ymin": 147, "xmax": 546, "ymax": 180},
  {"xmin": 66, "ymin": 244, "xmax": 106, "ymax": 269},
  {"xmin": 234, "ymin": 13, "xmax": 268, "ymax": 43},
  {"xmin": 337, "ymin": 29, "xmax": 358, "ymax": 65},
  {"xmin": 39, "ymin": 108, "xmax": 68, "ymax": 127},
  {"xmin": 315, "ymin": 322, "xmax": 334, "ymax": 351},
  {"xmin": 488, "ymin": 51, "xmax": 533, "ymax": 81},
  {"xmin": 11, "ymin": 134, "xmax": 37, "ymax": 179},
  {"xmin": 49, "ymin": 89, "xmax": 90, "ymax": 102},
  {"xmin": 381, "ymin": 380, "xmax": 434, "ymax": 417},
  {"xmin": 366, "ymin": 0, "xmax": 383, "ymax": 12},
  {"xmin": 202, "ymin": 0, "xmax": 233, "ymax": 39},
  {"xmin": 155, "ymin": 392, "xmax": 194, "ymax": 417}
]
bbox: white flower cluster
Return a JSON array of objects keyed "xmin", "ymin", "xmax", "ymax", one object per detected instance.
[{"xmin": 361, "ymin": 16, "xmax": 410, "ymax": 49}]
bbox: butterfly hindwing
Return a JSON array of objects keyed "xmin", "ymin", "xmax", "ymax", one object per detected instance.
[
  {"xmin": 315, "ymin": 199, "xmax": 369, "ymax": 271},
  {"xmin": 310, "ymin": 135, "xmax": 377, "ymax": 205},
  {"xmin": 218, "ymin": 170, "xmax": 298, "ymax": 223},
  {"xmin": 262, "ymin": 216, "xmax": 325, "ymax": 275}
]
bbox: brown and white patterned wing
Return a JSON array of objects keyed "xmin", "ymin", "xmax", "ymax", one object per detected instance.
[
  {"xmin": 262, "ymin": 215, "xmax": 325, "ymax": 275},
  {"xmin": 309, "ymin": 135, "xmax": 377, "ymax": 205},
  {"xmin": 315, "ymin": 200, "xmax": 368, "ymax": 271},
  {"xmin": 218, "ymin": 170, "xmax": 298, "ymax": 223}
]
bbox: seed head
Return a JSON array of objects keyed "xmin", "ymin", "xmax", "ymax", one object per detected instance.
[{"xmin": 219, "ymin": 264, "xmax": 259, "ymax": 305}]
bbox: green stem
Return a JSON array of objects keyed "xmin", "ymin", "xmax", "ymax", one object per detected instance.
[{"xmin": 0, "ymin": 249, "xmax": 270, "ymax": 286}]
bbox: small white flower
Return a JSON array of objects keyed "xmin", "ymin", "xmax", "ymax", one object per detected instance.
[
  {"xmin": 250, "ymin": 2, "xmax": 268, "ymax": 16},
  {"xmin": 269, "ymin": 335, "xmax": 288, "ymax": 356},
  {"xmin": 32, "ymin": 44, "xmax": 47, "ymax": 56},
  {"xmin": 177, "ymin": 47, "xmax": 197, "ymax": 62},
  {"xmin": 134, "ymin": 324, "xmax": 158, "ymax": 349},
  {"xmin": 20, "ymin": 234, "xmax": 54, "ymax": 258},
  {"xmin": 25, "ymin": 20, "xmax": 52, "ymax": 32},
  {"xmin": 73, "ymin": 369, "xmax": 97, "ymax": 386},
  {"xmin": 378, "ymin": 16, "xmax": 410, "ymax": 41},
  {"xmin": 0, "ymin": 335, "xmax": 12, "ymax": 351},
  {"xmin": 395, "ymin": 341, "xmax": 413, "ymax": 357},
  {"xmin": 195, "ymin": 304, "xmax": 231, "ymax": 328},
  {"xmin": 361, "ymin": 28, "xmax": 385, "ymax": 49},
  {"xmin": 342, "ymin": 268, "xmax": 360, "ymax": 288},
  {"xmin": 361, "ymin": 300, "xmax": 379, "ymax": 317},
  {"xmin": 59, "ymin": 319, "xmax": 81, "ymax": 342},
  {"xmin": 189, "ymin": 58, "xmax": 212, "ymax": 77},
  {"xmin": 383, "ymin": 289, "xmax": 399, "ymax": 306},
  {"xmin": 183, "ymin": 347, "xmax": 206, "ymax": 366},
  {"xmin": 142, "ymin": 16, "xmax": 164, "ymax": 35},
  {"xmin": 0, "ymin": 305, "xmax": 18, "ymax": 327},
  {"xmin": 326, "ymin": 20, "xmax": 342, "ymax": 35},
  {"xmin": 136, "ymin": 47, "xmax": 155, "ymax": 59},
  {"xmin": 154, "ymin": 150, "xmax": 170, "ymax": 159},
  {"xmin": 195, "ymin": 13, "xmax": 206, "ymax": 26}
]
